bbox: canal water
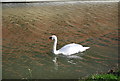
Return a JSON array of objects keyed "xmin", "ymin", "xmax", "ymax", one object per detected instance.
[{"xmin": 2, "ymin": 1, "xmax": 118, "ymax": 79}]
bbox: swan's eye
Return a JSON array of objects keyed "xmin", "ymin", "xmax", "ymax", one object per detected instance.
[{"xmin": 49, "ymin": 37, "xmax": 52, "ymax": 40}]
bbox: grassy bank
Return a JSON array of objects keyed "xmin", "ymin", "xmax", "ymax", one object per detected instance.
[{"xmin": 83, "ymin": 70, "xmax": 120, "ymax": 81}]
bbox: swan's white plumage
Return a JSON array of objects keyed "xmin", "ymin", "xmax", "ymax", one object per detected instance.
[
  {"xmin": 58, "ymin": 43, "xmax": 89, "ymax": 55},
  {"xmin": 49, "ymin": 35, "xmax": 90, "ymax": 55}
]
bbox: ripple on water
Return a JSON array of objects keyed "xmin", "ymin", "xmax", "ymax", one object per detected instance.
[{"xmin": 2, "ymin": 2, "xmax": 118, "ymax": 79}]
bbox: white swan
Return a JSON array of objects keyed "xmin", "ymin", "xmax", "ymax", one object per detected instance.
[{"xmin": 49, "ymin": 35, "xmax": 90, "ymax": 55}]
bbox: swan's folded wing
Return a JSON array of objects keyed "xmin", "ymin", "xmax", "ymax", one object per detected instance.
[
  {"xmin": 58, "ymin": 45, "xmax": 71, "ymax": 54},
  {"xmin": 58, "ymin": 44, "xmax": 83, "ymax": 55}
]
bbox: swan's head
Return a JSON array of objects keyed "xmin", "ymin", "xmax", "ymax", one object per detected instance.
[{"xmin": 49, "ymin": 35, "xmax": 57, "ymax": 40}]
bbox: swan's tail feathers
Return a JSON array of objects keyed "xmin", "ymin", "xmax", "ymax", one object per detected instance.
[
  {"xmin": 84, "ymin": 47, "xmax": 90, "ymax": 50},
  {"xmin": 80, "ymin": 47, "xmax": 90, "ymax": 52}
]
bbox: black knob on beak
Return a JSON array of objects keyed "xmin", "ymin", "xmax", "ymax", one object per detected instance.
[{"xmin": 49, "ymin": 37, "xmax": 52, "ymax": 39}]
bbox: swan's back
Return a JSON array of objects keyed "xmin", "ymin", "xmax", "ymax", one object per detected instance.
[{"xmin": 58, "ymin": 43, "xmax": 90, "ymax": 55}]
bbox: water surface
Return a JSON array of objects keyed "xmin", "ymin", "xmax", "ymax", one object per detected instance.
[{"xmin": 2, "ymin": 1, "xmax": 118, "ymax": 79}]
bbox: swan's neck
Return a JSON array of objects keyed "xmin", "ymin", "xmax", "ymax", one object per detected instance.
[{"xmin": 53, "ymin": 38, "xmax": 59, "ymax": 55}]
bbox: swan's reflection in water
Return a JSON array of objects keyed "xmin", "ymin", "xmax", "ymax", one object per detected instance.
[
  {"xmin": 52, "ymin": 53, "xmax": 84, "ymax": 70},
  {"xmin": 52, "ymin": 57, "xmax": 58, "ymax": 70}
]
